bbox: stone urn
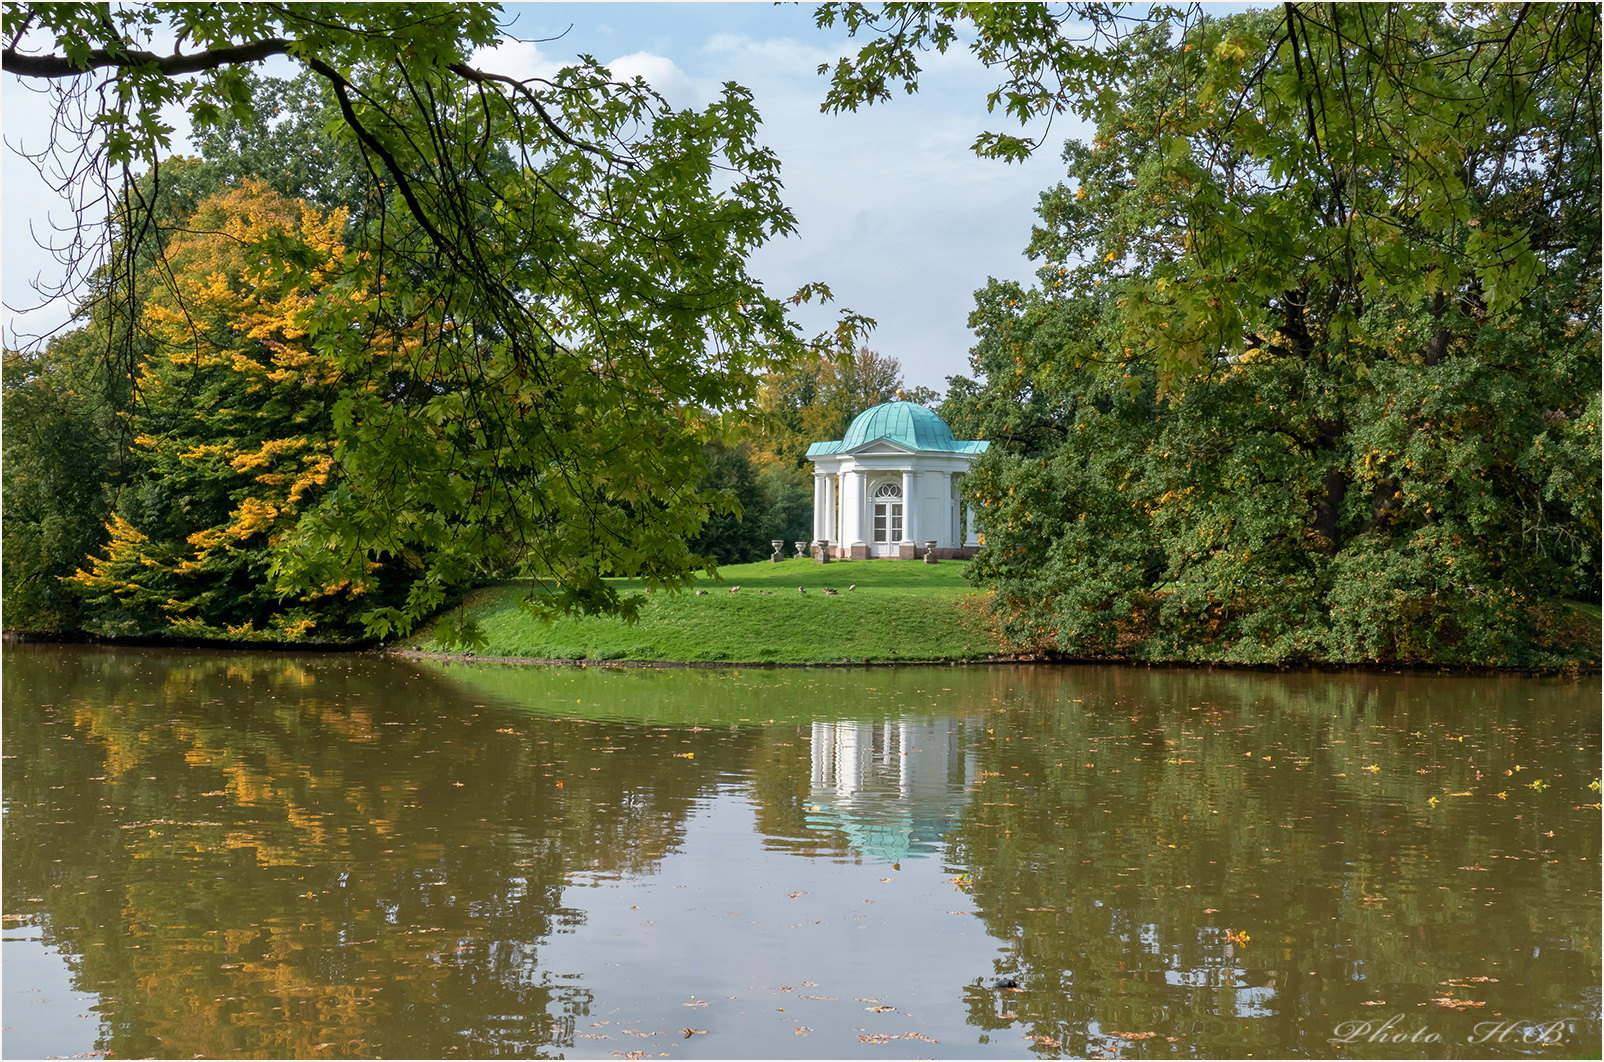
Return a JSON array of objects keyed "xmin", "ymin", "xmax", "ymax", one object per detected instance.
[
  {"xmin": 771, "ymin": 539, "xmax": 786, "ymax": 563},
  {"xmin": 794, "ymin": 540, "xmax": 811, "ymax": 560},
  {"xmin": 814, "ymin": 539, "xmax": 830, "ymax": 564},
  {"xmin": 924, "ymin": 539, "xmax": 939, "ymax": 563}
]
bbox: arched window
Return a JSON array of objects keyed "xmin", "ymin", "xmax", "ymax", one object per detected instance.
[{"xmin": 873, "ymin": 481, "xmax": 902, "ymax": 499}]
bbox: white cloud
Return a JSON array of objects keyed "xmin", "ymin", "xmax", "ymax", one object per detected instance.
[
  {"xmin": 471, "ymin": 39, "xmax": 566, "ymax": 83},
  {"xmin": 605, "ymin": 51, "xmax": 702, "ymax": 109}
]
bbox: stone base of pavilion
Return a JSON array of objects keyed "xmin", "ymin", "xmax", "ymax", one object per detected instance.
[{"xmin": 815, "ymin": 543, "xmax": 982, "ymax": 561}]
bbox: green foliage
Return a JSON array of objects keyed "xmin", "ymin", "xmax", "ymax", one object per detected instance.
[
  {"xmin": 0, "ymin": 340, "xmax": 125, "ymax": 631},
  {"xmin": 6, "ymin": 3, "xmax": 865, "ymax": 642},
  {"xmin": 942, "ymin": 6, "xmax": 1600, "ymax": 667},
  {"xmin": 66, "ymin": 182, "xmax": 409, "ymax": 641},
  {"xmin": 757, "ymin": 462, "xmax": 818, "ymax": 545},
  {"xmin": 184, "ymin": 71, "xmax": 373, "ymax": 219},
  {"xmin": 685, "ymin": 442, "xmax": 774, "ymax": 567},
  {"xmin": 752, "ymin": 345, "xmax": 908, "ymax": 471}
]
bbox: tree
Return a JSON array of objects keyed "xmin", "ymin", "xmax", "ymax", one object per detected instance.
[
  {"xmin": 4, "ymin": 3, "xmax": 864, "ymax": 639},
  {"xmin": 751, "ymin": 345, "xmax": 910, "ymax": 471},
  {"xmin": 1, "ymin": 101, "xmax": 374, "ymax": 636},
  {"xmin": 66, "ymin": 181, "xmax": 416, "ymax": 640},
  {"xmin": 863, "ymin": 5, "xmax": 1599, "ymax": 664},
  {"xmin": 684, "ymin": 441, "xmax": 776, "ymax": 566},
  {"xmin": 1, "ymin": 339, "xmax": 126, "ymax": 632}
]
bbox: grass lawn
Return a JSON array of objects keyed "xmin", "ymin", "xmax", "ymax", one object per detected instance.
[{"xmin": 418, "ymin": 558, "xmax": 999, "ymax": 664}]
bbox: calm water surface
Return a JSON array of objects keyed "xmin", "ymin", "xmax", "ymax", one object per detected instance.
[{"xmin": 2, "ymin": 645, "xmax": 1598, "ymax": 1059}]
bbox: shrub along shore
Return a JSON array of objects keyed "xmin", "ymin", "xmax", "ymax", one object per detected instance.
[{"xmin": 413, "ymin": 559, "xmax": 1000, "ymax": 665}]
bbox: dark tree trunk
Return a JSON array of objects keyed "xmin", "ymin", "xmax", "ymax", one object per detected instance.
[
  {"xmin": 1425, "ymin": 288, "xmax": 1451, "ymax": 367},
  {"xmin": 1313, "ymin": 418, "xmax": 1348, "ymax": 554},
  {"xmin": 1283, "ymin": 290, "xmax": 1348, "ymax": 555}
]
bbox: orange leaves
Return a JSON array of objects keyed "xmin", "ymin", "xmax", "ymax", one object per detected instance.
[{"xmin": 144, "ymin": 180, "xmax": 371, "ymax": 388}]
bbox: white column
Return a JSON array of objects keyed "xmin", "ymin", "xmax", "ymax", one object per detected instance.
[
  {"xmin": 837, "ymin": 469, "xmax": 853, "ymax": 547},
  {"xmin": 823, "ymin": 472, "xmax": 837, "ymax": 546},
  {"xmin": 966, "ymin": 505, "xmax": 979, "ymax": 546},
  {"xmin": 858, "ymin": 470, "xmax": 869, "ymax": 546},
  {"xmin": 813, "ymin": 472, "xmax": 827, "ymax": 541},
  {"xmin": 844, "ymin": 468, "xmax": 865, "ymax": 546},
  {"xmin": 900, "ymin": 469, "xmax": 917, "ymax": 545},
  {"xmin": 940, "ymin": 471, "xmax": 954, "ymax": 546}
]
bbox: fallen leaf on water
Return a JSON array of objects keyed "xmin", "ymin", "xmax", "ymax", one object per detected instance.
[
  {"xmin": 793, "ymin": 1027, "xmax": 811, "ymax": 1036},
  {"xmin": 857, "ymin": 1032, "xmax": 939, "ymax": 1044},
  {"xmin": 1430, "ymin": 997, "xmax": 1485, "ymax": 1009},
  {"xmin": 1114, "ymin": 1030, "xmax": 1159, "ymax": 1040},
  {"xmin": 1360, "ymin": 1000, "xmax": 1388, "ymax": 1006},
  {"xmin": 680, "ymin": 1028, "xmax": 705, "ymax": 1038},
  {"xmin": 801, "ymin": 981, "xmax": 817, "ymax": 986},
  {"xmin": 681, "ymin": 1000, "xmax": 709, "ymax": 1008},
  {"xmin": 865, "ymin": 1004, "xmax": 896, "ymax": 1012},
  {"xmin": 1027, "ymin": 1035, "xmax": 1061, "ymax": 1047}
]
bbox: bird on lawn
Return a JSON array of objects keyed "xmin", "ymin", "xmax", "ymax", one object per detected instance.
[
  {"xmin": 798, "ymin": 586, "xmax": 807, "ymax": 594},
  {"xmin": 823, "ymin": 588, "xmax": 838, "ymax": 595},
  {"xmin": 729, "ymin": 585, "xmax": 741, "ymax": 593},
  {"xmin": 848, "ymin": 583, "xmax": 857, "ymax": 591},
  {"xmin": 695, "ymin": 589, "xmax": 707, "ymax": 596}
]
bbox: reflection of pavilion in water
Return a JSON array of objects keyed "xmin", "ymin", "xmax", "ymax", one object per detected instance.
[{"xmin": 805, "ymin": 719, "xmax": 976, "ymax": 864}]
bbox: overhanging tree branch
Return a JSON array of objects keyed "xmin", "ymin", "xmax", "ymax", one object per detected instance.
[{"xmin": 1, "ymin": 38, "xmax": 292, "ymax": 78}]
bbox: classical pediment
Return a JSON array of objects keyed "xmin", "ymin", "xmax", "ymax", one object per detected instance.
[{"xmin": 845, "ymin": 439, "xmax": 917, "ymax": 457}]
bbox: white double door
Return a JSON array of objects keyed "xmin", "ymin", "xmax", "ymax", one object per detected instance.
[{"xmin": 870, "ymin": 482, "xmax": 904, "ymax": 557}]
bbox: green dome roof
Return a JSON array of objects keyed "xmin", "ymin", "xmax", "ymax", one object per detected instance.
[{"xmin": 806, "ymin": 401, "xmax": 988, "ymax": 457}]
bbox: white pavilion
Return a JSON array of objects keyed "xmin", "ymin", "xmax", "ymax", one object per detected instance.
[{"xmin": 806, "ymin": 400, "xmax": 988, "ymax": 560}]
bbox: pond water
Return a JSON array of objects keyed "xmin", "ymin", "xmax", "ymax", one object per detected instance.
[{"xmin": 2, "ymin": 644, "xmax": 1599, "ymax": 1060}]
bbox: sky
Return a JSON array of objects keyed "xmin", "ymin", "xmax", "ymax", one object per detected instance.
[{"xmin": 2, "ymin": 3, "xmax": 1094, "ymax": 392}]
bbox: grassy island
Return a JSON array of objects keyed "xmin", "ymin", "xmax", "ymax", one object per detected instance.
[{"xmin": 416, "ymin": 559, "xmax": 998, "ymax": 665}]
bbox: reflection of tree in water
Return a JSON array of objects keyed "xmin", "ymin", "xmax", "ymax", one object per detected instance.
[
  {"xmin": 1, "ymin": 646, "xmax": 762, "ymax": 1058},
  {"xmin": 943, "ymin": 667, "xmax": 1601, "ymax": 1056}
]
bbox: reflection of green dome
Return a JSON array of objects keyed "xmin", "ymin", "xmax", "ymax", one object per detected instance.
[
  {"xmin": 806, "ymin": 401, "xmax": 988, "ymax": 457},
  {"xmin": 803, "ymin": 803, "xmax": 954, "ymax": 865}
]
